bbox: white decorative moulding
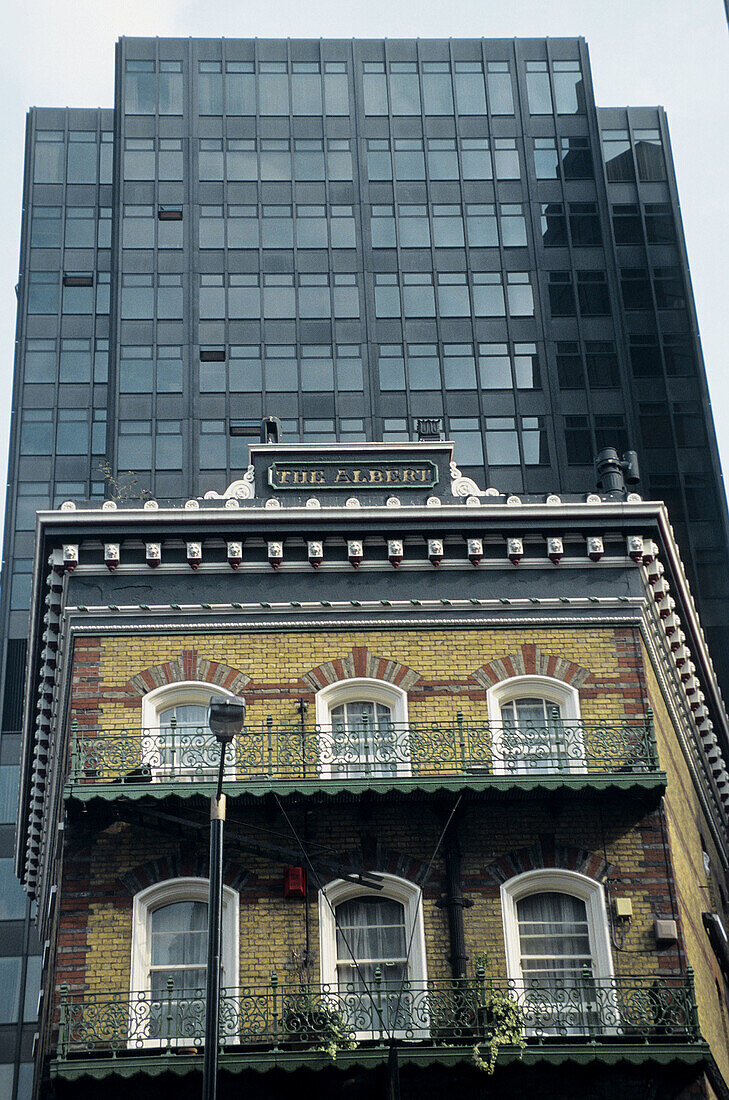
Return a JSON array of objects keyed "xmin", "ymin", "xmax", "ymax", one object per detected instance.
[
  {"xmin": 428, "ymin": 539, "xmax": 444, "ymax": 565},
  {"xmin": 204, "ymin": 467, "xmax": 255, "ymax": 501},
  {"xmin": 101, "ymin": 500, "xmax": 117, "ymax": 511},
  {"xmin": 449, "ymin": 461, "xmax": 486, "ymax": 498},
  {"xmin": 467, "ymin": 538, "xmax": 483, "ymax": 565},
  {"xmin": 143, "ymin": 500, "xmax": 159, "ymax": 510},
  {"xmin": 388, "ymin": 540, "xmax": 404, "ymax": 567},
  {"xmin": 60, "ymin": 501, "xmax": 76, "ymax": 512}
]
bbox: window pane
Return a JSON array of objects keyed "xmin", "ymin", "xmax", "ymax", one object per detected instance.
[
  {"xmin": 455, "ymin": 64, "xmax": 486, "ymax": 115},
  {"xmin": 0, "ymin": 767, "xmax": 19, "ymax": 824},
  {"xmin": 526, "ymin": 62, "xmax": 552, "ymax": 115},
  {"xmin": 0, "ymin": 860, "xmax": 26, "ymax": 919},
  {"xmin": 0, "ymin": 959, "xmax": 22, "ymax": 1024}
]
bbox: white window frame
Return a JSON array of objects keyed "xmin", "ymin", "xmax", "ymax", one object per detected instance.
[
  {"xmin": 315, "ymin": 678, "xmax": 411, "ymax": 778},
  {"xmin": 141, "ymin": 681, "xmax": 240, "ymax": 782},
  {"xmin": 319, "ymin": 874, "xmax": 427, "ymax": 1037},
  {"xmin": 129, "ymin": 877, "xmax": 239, "ymax": 1048},
  {"xmin": 500, "ymin": 869, "xmax": 615, "ymax": 1035},
  {"xmin": 486, "ymin": 675, "xmax": 584, "ymax": 774}
]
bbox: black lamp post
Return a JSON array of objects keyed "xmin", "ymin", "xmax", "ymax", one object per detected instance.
[{"xmin": 202, "ymin": 695, "xmax": 246, "ymax": 1100}]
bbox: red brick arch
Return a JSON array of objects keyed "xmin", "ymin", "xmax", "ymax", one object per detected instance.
[
  {"xmin": 301, "ymin": 646, "xmax": 421, "ymax": 692},
  {"xmin": 121, "ymin": 649, "xmax": 250, "ymax": 700},
  {"xmin": 480, "ymin": 836, "xmax": 616, "ymax": 889},
  {"xmin": 472, "ymin": 643, "xmax": 592, "ymax": 690}
]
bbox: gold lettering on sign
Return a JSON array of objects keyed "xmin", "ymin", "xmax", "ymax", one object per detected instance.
[{"xmin": 335, "ymin": 469, "xmax": 351, "ymax": 483}]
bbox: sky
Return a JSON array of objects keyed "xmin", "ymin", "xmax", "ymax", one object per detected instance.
[{"xmin": 0, "ymin": 0, "xmax": 727, "ymax": 538}]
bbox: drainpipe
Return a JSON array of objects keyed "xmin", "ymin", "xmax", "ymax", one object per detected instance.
[{"xmin": 437, "ymin": 814, "xmax": 473, "ymax": 979}]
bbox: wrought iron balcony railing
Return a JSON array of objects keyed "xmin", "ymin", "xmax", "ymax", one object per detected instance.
[
  {"xmin": 55, "ymin": 968, "xmax": 700, "ymax": 1061},
  {"xmin": 66, "ymin": 713, "xmax": 660, "ymax": 790}
]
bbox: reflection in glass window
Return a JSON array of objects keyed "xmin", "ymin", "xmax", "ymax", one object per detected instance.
[
  {"xmin": 601, "ymin": 129, "xmax": 633, "ymax": 182},
  {"xmin": 324, "ymin": 62, "xmax": 349, "ymax": 115},
  {"xmin": 228, "ymin": 138, "xmax": 258, "ymax": 180},
  {"xmin": 422, "ymin": 62, "xmax": 453, "ymax": 115},
  {"xmin": 443, "ymin": 344, "xmax": 476, "ymax": 389},
  {"xmin": 427, "ymin": 139, "xmax": 458, "ymax": 180},
  {"xmin": 569, "ymin": 203, "xmax": 601, "ymax": 247},
  {"xmin": 228, "ymin": 347, "xmax": 263, "ymax": 393},
  {"xmin": 548, "ymin": 272, "xmax": 576, "ymax": 317},
  {"xmin": 620, "ymin": 268, "xmax": 652, "ymax": 310},
  {"xmin": 67, "ymin": 131, "xmax": 97, "ymax": 184},
  {"xmin": 565, "ymin": 415, "xmax": 592, "ymax": 464},
  {"xmin": 200, "ymin": 274, "xmax": 225, "ymax": 319},
  {"xmin": 62, "ymin": 274, "xmax": 94, "ymax": 315},
  {"xmin": 403, "ymin": 273, "xmax": 436, "ymax": 317},
  {"xmin": 407, "ymin": 344, "xmax": 440, "ymax": 390},
  {"xmin": 31, "ymin": 206, "xmax": 62, "ymax": 248},
  {"xmin": 473, "ymin": 272, "xmax": 505, "ymax": 316},
  {"xmin": 57, "ymin": 410, "xmax": 89, "ymax": 455},
  {"xmin": 485, "ymin": 417, "xmax": 520, "ymax": 465},
  {"xmin": 20, "ymin": 410, "xmax": 53, "ymax": 455},
  {"xmin": 159, "ymin": 138, "xmax": 183, "ymax": 180},
  {"xmin": 534, "ymin": 138, "xmax": 559, "ymax": 180},
  {"xmin": 294, "ymin": 139, "xmax": 324, "ymax": 180},
  {"xmin": 100, "ymin": 131, "xmax": 113, "ymax": 183},
  {"xmin": 336, "ymin": 345, "xmax": 364, "ymax": 392},
  {"xmin": 644, "ymin": 203, "xmax": 675, "ymax": 244},
  {"xmin": 229, "ymin": 275, "xmax": 260, "ymax": 318},
  {"xmin": 198, "ymin": 60, "xmax": 223, "ymax": 115},
  {"xmin": 158, "ymin": 274, "xmax": 183, "ymax": 319},
  {"xmin": 629, "ymin": 335, "xmax": 661, "ymax": 378},
  {"xmin": 389, "ymin": 62, "xmax": 421, "ymax": 115},
  {"xmin": 292, "ymin": 62, "xmax": 322, "ymax": 115},
  {"xmin": 199, "ymin": 139, "xmax": 224, "ymax": 181},
  {"xmin": 261, "ymin": 204, "xmax": 293, "ymax": 249},
  {"xmin": 526, "ymin": 60, "xmax": 552, "ymax": 115},
  {"xmin": 60, "ymin": 338, "xmax": 92, "ymax": 383},
  {"xmin": 0, "ymin": 859, "xmax": 26, "ymax": 919},
  {"xmin": 331, "ymin": 206, "xmax": 356, "ymax": 248},
  {"xmin": 123, "ymin": 205, "xmax": 155, "ymax": 249},
  {"xmin": 199, "ymin": 206, "xmax": 224, "ymax": 249},
  {"xmin": 259, "ymin": 61, "xmax": 289, "ymax": 115},
  {"xmin": 118, "ymin": 421, "xmax": 152, "ymax": 469},
  {"xmin": 124, "ymin": 138, "xmax": 155, "ymax": 180},
  {"xmin": 576, "ymin": 271, "xmax": 610, "ymax": 316},
  {"xmin": 125, "ymin": 59, "xmax": 156, "ymax": 114},
  {"xmin": 371, "ymin": 205, "xmax": 395, "ymax": 248},
  {"xmin": 394, "ymin": 139, "xmax": 425, "ymax": 181},
  {"xmin": 522, "ymin": 416, "xmax": 550, "ymax": 464},
  {"xmin": 25, "ymin": 339, "xmax": 56, "ymax": 383},
  {"xmin": 436, "ymin": 273, "xmax": 470, "ymax": 317},
  {"xmin": 653, "ymin": 266, "xmax": 685, "ymax": 310},
  {"xmin": 120, "ymin": 346, "xmax": 153, "ymax": 393},
  {"xmin": 299, "ymin": 274, "xmax": 331, "ymax": 318},
  {"xmin": 514, "ymin": 344, "xmax": 540, "ymax": 389},
  {"xmin": 374, "ymin": 274, "xmax": 400, "ymax": 318},
  {"xmin": 501, "ymin": 204, "xmax": 527, "ymax": 247},
  {"xmin": 296, "ymin": 205, "xmax": 328, "ymax": 249},
  {"xmin": 15, "ymin": 487, "xmax": 50, "ymax": 530},
  {"xmin": 466, "ymin": 204, "xmax": 498, "ymax": 247},
  {"xmin": 493, "ymin": 138, "xmax": 520, "ymax": 179},
  {"xmin": 541, "ymin": 203, "xmax": 567, "ymax": 247},
  {"xmin": 24, "ymin": 956, "xmax": 42, "ymax": 1023},
  {"xmin": 634, "ymin": 129, "xmax": 665, "ymax": 181},
  {"xmin": 479, "ymin": 343, "xmax": 512, "ymax": 389},
  {"xmin": 263, "ymin": 273, "xmax": 295, "ymax": 318},
  {"xmin": 34, "ymin": 130, "xmax": 65, "ymax": 183},
  {"xmin": 553, "ymin": 60, "xmax": 584, "ymax": 114},
  {"xmin": 450, "ymin": 418, "xmax": 484, "ymax": 465},
  {"xmin": 301, "ymin": 345, "xmax": 334, "ymax": 391},
  {"xmin": 454, "ymin": 61, "xmax": 486, "ymax": 115},
  {"xmin": 333, "ymin": 274, "xmax": 359, "ymax": 318},
  {"xmin": 378, "ymin": 345, "xmax": 406, "ymax": 391},
  {"xmin": 432, "ymin": 204, "xmax": 464, "ymax": 247},
  {"xmin": 0, "ymin": 958, "xmax": 22, "ymax": 1024},
  {"xmin": 159, "ymin": 60, "xmax": 183, "ymax": 114},
  {"xmin": 121, "ymin": 274, "xmax": 154, "ymax": 318},
  {"xmin": 264, "ymin": 346, "xmax": 297, "ymax": 393},
  {"xmin": 367, "ymin": 139, "xmax": 391, "ymax": 181},
  {"xmin": 363, "ymin": 62, "xmax": 388, "ymax": 115},
  {"xmin": 586, "ymin": 342, "xmax": 620, "ymax": 388},
  {"xmin": 556, "ymin": 342, "xmax": 584, "ymax": 389},
  {"xmin": 560, "ymin": 137, "xmax": 592, "ymax": 178},
  {"xmin": 27, "ymin": 272, "xmax": 59, "ymax": 314},
  {"xmin": 0, "ymin": 766, "xmax": 19, "ymax": 824},
  {"xmin": 225, "ymin": 60, "xmax": 255, "ymax": 115},
  {"xmin": 487, "ymin": 61, "xmax": 514, "ymax": 114},
  {"xmin": 398, "ymin": 204, "xmax": 430, "ymax": 248},
  {"xmin": 327, "ymin": 138, "xmax": 352, "ymax": 180},
  {"xmin": 98, "ymin": 208, "xmax": 112, "ymax": 249}
]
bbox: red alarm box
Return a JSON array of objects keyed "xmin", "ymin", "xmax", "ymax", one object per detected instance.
[{"xmin": 284, "ymin": 866, "xmax": 306, "ymax": 898}]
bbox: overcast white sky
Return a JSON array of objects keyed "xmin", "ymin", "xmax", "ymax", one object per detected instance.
[{"xmin": 0, "ymin": 0, "xmax": 727, "ymax": 536}]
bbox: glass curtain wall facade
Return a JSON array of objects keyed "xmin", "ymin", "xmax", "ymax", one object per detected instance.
[{"xmin": 1, "ymin": 39, "xmax": 728, "ymax": 1095}]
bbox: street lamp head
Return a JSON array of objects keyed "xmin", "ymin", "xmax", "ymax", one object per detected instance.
[{"xmin": 207, "ymin": 696, "xmax": 246, "ymax": 744}]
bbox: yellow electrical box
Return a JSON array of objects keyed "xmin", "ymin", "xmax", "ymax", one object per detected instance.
[{"xmin": 614, "ymin": 897, "xmax": 633, "ymax": 919}]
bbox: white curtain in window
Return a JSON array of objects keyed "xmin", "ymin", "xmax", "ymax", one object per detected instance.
[
  {"xmin": 501, "ymin": 697, "xmax": 567, "ymax": 773},
  {"xmin": 330, "ymin": 701, "xmax": 398, "ymax": 777},
  {"xmin": 149, "ymin": 900, "xmax": 208, "ymax": 997},
  {"xmin": 517, "ymin": 891, "xmax": 597, "ymax": 1034},
  {"xmin": 335, "ymin": 897, "xmax": 408, "ymax": 1030},
  {"xmin": 158, "ymin": 703, "xmax": 218, "ymax": 779}
]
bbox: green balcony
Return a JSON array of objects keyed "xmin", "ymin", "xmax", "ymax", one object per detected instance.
[
  {"xmin": 51, "ymin": 969, "xmax": 704, "ymax": 1083},
  {"xmin": 65, "ymin": 713, "xmax": 665, "ymax": 803}
]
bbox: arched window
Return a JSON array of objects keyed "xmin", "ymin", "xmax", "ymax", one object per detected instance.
[
  {"xmin": 487, "ymin": 676, "xmax": 584, "ymax": 774},
  {"xmin": 315, "ymin": 679, "xmax": 410, "ymax": 778},
  {"xmin": 501, "ymin": 869, "xmax": 613, "ymax": 1035},
  {"xmin": 130, "ymin": 878, "xmax": 239, "ymax": 1045},
  {"xmin": 141, "ymin": 681, "xmax": 241, "ymax": 781},
  {"xmin": 319, "ymin": 874, "xmax": 426, "ymax": 1035}
]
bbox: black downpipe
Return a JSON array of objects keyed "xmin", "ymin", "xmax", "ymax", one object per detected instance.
[{"xmin": 438, "ymin": 814, "xmax": 472, "ymax": 979}]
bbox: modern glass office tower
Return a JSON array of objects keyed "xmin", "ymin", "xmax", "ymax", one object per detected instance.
[{"xmin": 1, "ymin": 36, "xmax": 728, "ymax": 1095}]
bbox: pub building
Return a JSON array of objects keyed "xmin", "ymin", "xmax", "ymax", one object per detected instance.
[{"xmin": 15, "ymin": 436, "xmax": 729, "ymax": 1098}]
